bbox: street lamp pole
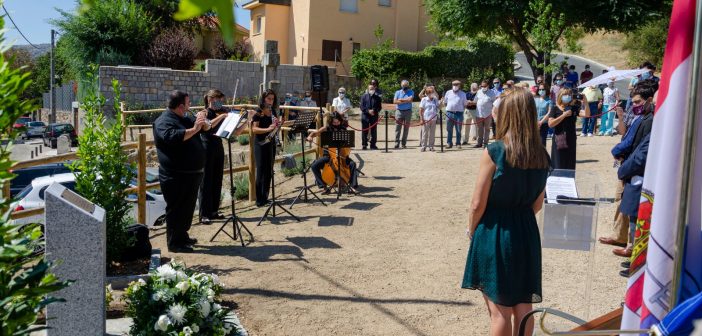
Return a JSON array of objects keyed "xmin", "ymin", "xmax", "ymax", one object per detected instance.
[{"xmin": 50, "ymin": 29, "xmax": 56, "ymax": 124}]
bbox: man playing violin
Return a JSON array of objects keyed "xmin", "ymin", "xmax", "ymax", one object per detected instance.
[{"xmin": 307, "ymin": 112, "xmax": 359, "ymax": 193}]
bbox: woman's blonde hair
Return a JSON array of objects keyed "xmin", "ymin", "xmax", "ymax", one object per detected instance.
[
  {"xmin": 496, "ymin": 90, "xmax": 550, "ymax": 169},
  {"xmin": 556, "ymin": 88, "xmax": 573, "ymax": 106}
]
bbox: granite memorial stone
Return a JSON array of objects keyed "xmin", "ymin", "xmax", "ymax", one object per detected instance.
[
  {"xmin": 45, "ymin": 182, "xmax": 106, "ymax": 336},
  {"xmin": 56, "ymin": 134, "xmax": 71, "ymax": 154}
]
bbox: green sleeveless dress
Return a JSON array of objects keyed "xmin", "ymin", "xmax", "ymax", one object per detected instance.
[{"xmin": 461, "ymin": 141, "xmax": 549, "ymax": 307}]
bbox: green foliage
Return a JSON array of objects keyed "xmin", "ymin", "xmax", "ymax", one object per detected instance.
[
  {"xmin": 281, "ymin": 142, "xmax": 312, "ymax": 177},
  {"xmin": 210, "ymin": 36, "xmax": 253, "ymax": 61},
  {"xmin": 142, "ymin": 27, "xmax": 198, "ymax": 70},
  {"xmin": 70, "ymin": 67, "xmax": 134, "ymax": 263},
  {"xmin": 0, "ymin": 12, "xmax": 70, "ymax": 335},
  {"xmin": 236, "ymin": 134, "xmax": 249, "ymax": 145},
  {"xmin": 27, "ymin": 52, "xmax": 70, "ymax": 100},
  {"xmin": 523, "ymin": 0, "xmax": 566, "ymax": 78},
  {"xmin": 233, "ymin": 174, "xmax": 248, "ymax": 200},
  {"xmin": 2, "ymin": 48, "xmax": 36, "ymax": 100},
  {"xmin": 623, "ymin": 17, "xmax": 669, "ymax": 69},
  {"xmin": 174, "ymin": 0, "xmax": 236, "ymax": 46},
  {"xmin": 124, "ymin": 261, "xmax": 244, "ymax": 335},
  {"xmin": 351, "ymin": 40, "xmax": 513, "ymax": 93},
  {"xmin": 562, "ymin": 27, "xmax": 585, "ymax": 54},
  {"xmin": 373, "ymin": 24, "xmax": 394, "ymax": 49},
  {"xmin": 53, "ymin": 0, "xmax": 157, "ymax": 76}
]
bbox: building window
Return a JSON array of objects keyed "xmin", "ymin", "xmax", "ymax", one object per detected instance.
[
  {"xmin": 352, "ymin": 42, "xmax": 361, "ymax": 55},
  {"xmin": 378, "ymin": 0, "xmax": 391, "ymax": 7},
  {"xmin": 322, "ymin": 40, "xmax": 342, "ymax": 61},
  {"xmin": 254, "ymin": 16, "xmax": 262, "ymax": 35},
  {"xmin": 340, "ymin": 0, "xmax": 358, "ymax": 13}
]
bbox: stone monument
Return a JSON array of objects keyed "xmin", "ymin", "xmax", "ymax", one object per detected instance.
[
  {"xmin": 44, "ymin": 182, "xmax": 106, "ymax": 336},
  {"xmin": 56, "ymin": 134, "xmax": 71, "ymax": 154}
]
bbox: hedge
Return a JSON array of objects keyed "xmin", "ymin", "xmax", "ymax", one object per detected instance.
[{"xmin": 350, "ymin": 39, "xmax": 514, "ymax": 85}]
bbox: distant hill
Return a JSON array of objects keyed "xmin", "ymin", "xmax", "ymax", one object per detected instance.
[{"xmin": 11, "ymin": 43, "xmax": 51, "ymax": 60}]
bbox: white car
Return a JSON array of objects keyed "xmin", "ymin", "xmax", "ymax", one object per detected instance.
[{"xmin": 12, "ymin": 173, "xmax": 166, "ymax": 228}]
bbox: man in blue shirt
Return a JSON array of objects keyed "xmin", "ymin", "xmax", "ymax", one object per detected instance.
[
  {"xmin": 566, "ymin": 65, "xmax": 579, "ymax": 87},
  {"xmin": 393, "ymin": 80, "xmax": 414, "ymax": 149}
]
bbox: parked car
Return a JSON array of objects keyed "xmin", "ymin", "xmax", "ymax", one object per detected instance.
[
  {"xmin": 10, "ymin": 162, "xmax": 73, "ymax": 197},
  {"xmin": 22, "ymin": 121, "xmax": 47, "ymax": 139},
  {"xmin": 43, "ymin": 123, "xmax": 78, "ymax": 149},
  {"xmin": 11, "ymin": 173, "xmax": 166, "ymax": 228},
  {"xmin": 13, "ymin": 116, "xmax": 32, "ymax": 131}
]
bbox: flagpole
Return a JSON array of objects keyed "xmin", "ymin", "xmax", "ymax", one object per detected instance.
[{"xmin": 670, "ymin": 0, "xmax": 702, "ymax": 308}]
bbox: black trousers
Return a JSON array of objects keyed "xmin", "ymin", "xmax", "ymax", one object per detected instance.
[
  {"xmin": 254, "ymin": 141, "xmax": 274, "ymax": 205},
  {"xmin": 199, "ymin": 138, "xmax": 224, "ymax": 218},
  {"xmin": 159, "ymin": 169, "xmax": 203, "ymax": 247},
  {"xmin": 362, "ymin": 115, "xmax": 378, "ymax": 147},
  {"xmin": 539, "ymin": 123, "xmax": 549, "ymax": 146},
  {"xmin": 311, "ymin": 156, "xmax": 358, "ymax": 188}
]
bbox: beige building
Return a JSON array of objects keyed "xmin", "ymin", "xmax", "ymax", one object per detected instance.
[{"xmin": 243, "ymin": 0, "xmax": 434, "ymax": 75}]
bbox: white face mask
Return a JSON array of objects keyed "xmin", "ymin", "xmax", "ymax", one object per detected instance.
[
  {"xmin": 481, "ymin": 88, "xmax": 488, "ymax": 92},
  {"xmin": 339, "ymin": 93, "xmax": 345, "ymax": 98},
  {"xmin": 369, "ymin": 90, "xmax": 376, "ymax": 95}
]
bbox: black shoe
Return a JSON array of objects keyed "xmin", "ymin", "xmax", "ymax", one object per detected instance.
[
  {"xmin": 186, "ymin": 238, "xmax": 198, "ymax": 245},
  {"xmin": 200, "ymin": 217, "xmax": 212, "ymax": 225},
  {"xmin": 402, "ymin": 144, "xmax": 407, "ymax": 149},
  {"xmin": 473, "ymin": 144, "xmax": 482, "ymax": 148},
  {"xmin": 447, "ymin": 144, "xmax": 453, "ymax": 149},
  {"xmin": 621, "ymin": 260, "xmax": 631, "ymax": 269},
  {"xmin": 394, "ymin": 144, "xmax": 400, "ymax": 149},
  {"xmin": 211, "ymin": 212, "xmax": 226, "ymax": 220},
  {"xmin": 619, "ymin": 269, "xmax": 630, "ymax": 278},
  {"xmin": 462, "ymin": 141, "xmax": 468, "ymax": 145},
  {"xmin": 370, "ymin": 146, "xmax": 379, "ymax": 150},
  {"xmin": 362, "ymin": 146, "xmax": 368, "ymax": 150},
  {"xmin": 168, "ymin": 245, "xmax": 194, "ymax": 253}
]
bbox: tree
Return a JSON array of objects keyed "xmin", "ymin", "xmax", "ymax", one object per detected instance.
[
  {"xmin": 425, "ymin": 0, "xmax": 671, "ymax": 83},
  {"xmin": 26, "ymin": 52, "xmax": 69, "ymax": 101},
  {"xmin": 623, "ymin": 17, "xmax": 669, "ymax": 69}
]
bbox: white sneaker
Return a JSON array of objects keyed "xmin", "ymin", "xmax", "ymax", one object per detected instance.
[
  {"xmin": 588, "ymin": 133, "xmax": 594, "ymax": 137},
  {"xmin": 580, "ymin": 133, "xmax": 587, "ymax": 137}
]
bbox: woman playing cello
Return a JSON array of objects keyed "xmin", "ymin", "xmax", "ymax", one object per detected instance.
[{"xmin": 307, "ymin": 112, "xmax": 359, "ymax": 193}]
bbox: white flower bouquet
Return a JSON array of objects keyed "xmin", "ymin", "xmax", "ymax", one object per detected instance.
[{"xmin": 124, "ymin": 261, "xmax": 245, "ymax": 336}]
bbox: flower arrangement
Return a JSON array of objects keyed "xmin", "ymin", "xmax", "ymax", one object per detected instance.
[{"xmin": 124, "ymin": 261, "xmax": 245, "ymax": 336}]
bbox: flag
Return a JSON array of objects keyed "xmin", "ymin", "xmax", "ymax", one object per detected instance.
[{"xmin": 621, "ymin": 0, "xmax": 702, "ymax": 333}]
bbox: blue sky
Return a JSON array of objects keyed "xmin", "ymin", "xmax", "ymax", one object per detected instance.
[{"xmin": 2, "ymin": 0, "xmax": 251, "ymax": 45}]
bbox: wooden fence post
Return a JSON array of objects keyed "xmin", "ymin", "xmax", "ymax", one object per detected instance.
[
  {"xmin": 282, "ymin": 107, "xmax": 289, "ymax": 150},
  {"xmin": 137, "ymin": 133, "xmax": 146, "ymax": 225},
  {"xmin": 120, "ymin": 102, "xmax": 127, "ymax": 142},
  {"xmin": 2, "ymin": 183, "xmax": 10, "ymax": 201},
  {"xmin": 248, "ymin": 123, "xmax": 256, "ymax": 203}
]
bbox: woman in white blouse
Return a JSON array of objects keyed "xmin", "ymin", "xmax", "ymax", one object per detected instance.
[{"xmin": 332, "ymin": 87, "xmax": 352, "ymax": 120}]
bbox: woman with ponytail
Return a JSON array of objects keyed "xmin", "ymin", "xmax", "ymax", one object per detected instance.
[{"xmin": 198, "ymin": 89, "xmax": 229, "ymax": 224}]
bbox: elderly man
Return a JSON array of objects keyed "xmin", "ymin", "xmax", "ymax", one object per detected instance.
[
  {"xmin": 474, "ymin": 80, "xmax": 496, "ymax": 148},
  {"xmin": 153, "ymin": 90, "xmax": 209, "ymax": 253},
  {"xmin": 463, "ymin": 83, "xmax": 478, "ymax": 145},
  {"xmin": 298, "ymin": 90, "xmax": 317, "ymax": 108},
  {"xmin": 393, "ymin": 80, "xmax": 414, "ymax": 149},
  {"xmin": 360, "ymin": 84, "xmax": 382, "ymax": 150},
  {"xmin": 442, "ymin": 80, "xmax": 469, "ymax": 149}
]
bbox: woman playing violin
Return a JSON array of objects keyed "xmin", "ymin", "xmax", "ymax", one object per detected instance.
[
  {"xmin": 251, "ymin": 89, "xmax": 281, "ymax": 207},
  {"xmin": 198, "ymin": 89, "xmax": 229, "ymax": 224},
  {"xmin": 307, "ymin": 112, "xmax": 359, "ymax": 193}
]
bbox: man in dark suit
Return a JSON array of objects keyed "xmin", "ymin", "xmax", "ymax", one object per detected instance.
[{"xmin": 360, "ymin": 84, "xmax": 382, "ymax": 150}]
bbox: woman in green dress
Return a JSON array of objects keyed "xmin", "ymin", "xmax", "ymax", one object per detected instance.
[{"xmin": 463, "ymin": 89, "xmax": 550, "ymax": 336}]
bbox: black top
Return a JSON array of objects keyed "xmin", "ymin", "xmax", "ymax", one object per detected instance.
[
  {"xmin": 360, "ymin": 92, "xmax": 382, "ymax": 117},
  {"xmin": 549, "ymin": 103, "xmax": 580, "ymax": 170},
  {"xmin": 549, "ymin": 103, "xmax": 579, "ymax": 136},
  {"xmin": 252, "ymin": 112, "xmax": 274, "ymax": 143},
  {"xmin": 153, "ymin": 109, "xmax": 206, "ymax": 173},
  {"xmin": 201, "ymin": 108, "xmax": 226, "ymax": 141}
]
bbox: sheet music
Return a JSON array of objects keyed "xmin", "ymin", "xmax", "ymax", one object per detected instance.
[
  {"xmin": 545, "ymin": 176, "xmax": 578, "ymax": 204},
  {"xmin": 216, "ymin": 112, "xmax": 242, "ymax": 139}
]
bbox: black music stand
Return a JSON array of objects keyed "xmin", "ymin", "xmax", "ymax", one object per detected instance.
[
  {"xmin": 257, "ymin": 130, "xmax": 301, "ymax": 226},
  {"xmin": 210, "ymin": 111, "xmax": 254, "ymax": 247},
  {"xmin": 289, "ymin": 111, "xmax": 327, "ymax": 209},
  {"xmin": 320, "ymin": 130, "xmax": 355, "ymax": 200}
]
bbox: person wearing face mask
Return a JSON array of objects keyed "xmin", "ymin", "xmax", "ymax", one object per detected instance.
[
  {"xmin": 491, "ymin": 78, "xmax": 503, "ymax": 95},
  {"xmin": 547, "ymin": 88, "xmax": 591, "ymax": 169},
  {"xmin": 360, "ymin": 84, "xmax": 382, "ymax": 150},
  {"xmin": 581, "ymin": 65, "xmax": 594, "ymax": 85},
  {"xmin": 464, "ymin": 83, "xmax": 479, "ymax": 145},
  {"xmin": 566, "ymin": 65, "xmax": 579, "ymax": 87},
  {"xmin": 251, "ymin": 89, "xmax": 281, "ymax": 207},
  {"xmin": 535, "ymin": 84, "xmax": 552, "ymax": 146},
  {"xmin": 419, "ymin": 86, "xmax": 440, "ymax": 152},
  {"xmin": 393, "ymin": 80, "xmax": 414, "ymax": 149},
  {"xmin": 198, "ymin": 89, "xmax": 230, "ymax": 224},
  {"xmin": 550, "ymin": 74, "xmax": 564, "ymax": 101},
  {"xmin": 474, "ymin": 80, "xmax": 496, "ymax": 148},
  {"xmin": 581, "ymin": 85, "xmax": 603, "ymax": 137},
  {"xmin": 600, "ymin": 80, "xmax": 620, "ymax": 136},
  {"xmin": 370, "ymin": 79, "xmax": 383, "ymax": 97},
  {"xmin": 332, "ymin": 88, "xmax": 352, "ymax": 122},
  {"xmin": 154, "ymin": 90, "xmax": 209, "ymax": 253},
  {"xmin": 298, "ymin": 90, "xmax": 317, "ymax": 108},
  {"xmin": 442, "ymin": 80, "xmax": 469, "ymax": 149}
]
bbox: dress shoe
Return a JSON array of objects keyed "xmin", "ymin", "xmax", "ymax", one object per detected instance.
[
  {"xmin": 402, "ymin": 144, "xmax": 407, "ymax": 149},
  {"xmin": 362, "ymin": 146, "xmax": 368, "ymax": 150},
  {"xmin": 447, "ymin": 144, "xmax": 453, "ymax": 149},
  {"xmin": 619, "ymin": 269, "xmax": 630, "ymax": 278},
  {"xmin": 621, "ymin": 260, "xmax": 631, "ymax": 269},
  {"xmin": 186, "ymin": 237, "xmax": 198, "ymax": 245},
  {"xmin": 598, "ymin": 237, "xmax": 627, "ymax": 248},
  {"xmin": 394, "ymin": 144, "xmax": 400, "ymax": 149},
  {"xmin": 200, "ymin": 217, "xmax": 212, "ymax": 225},
  {"xmin": 370, "ymin": 146, "xmax": 379, "ymax": 150},
  {"xmin": 473, "ymin": 144, "xmax": 482, "ymax": 148},
  {"xmin": 462, "ymin": 141, "xmax": 468, "ymax": 145},
  {"xmin": 613, "ymin": 247, "xmax": 632, "ymax": 258},
  {"xmin": 168, "ymin": 245, "xmax": 194, "ymax": 253},
  {"xmin": 211, "ymin": 212, "xmax": 226, "ymax": 220}
]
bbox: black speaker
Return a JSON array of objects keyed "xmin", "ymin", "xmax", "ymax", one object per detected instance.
[{"xmin": 310, "ymin": 65, "xmax": 329, "ymax": 92}]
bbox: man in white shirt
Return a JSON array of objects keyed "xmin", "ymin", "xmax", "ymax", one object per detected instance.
[
  {"xmin": 332, "ymin": 87, "xmax": 352, "ymax": 121},
  {"xmin": 474, "ymin": 80, "xmax": 496, "ymax": 148},
  {"xmin": 442, "ymin": 80, "xmax": 468, "ymax": 149}
]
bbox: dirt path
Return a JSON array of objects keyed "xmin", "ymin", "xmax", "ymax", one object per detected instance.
[{"xmin": 151, "ymin": 120, "xmax": 628, "ymax": 335}]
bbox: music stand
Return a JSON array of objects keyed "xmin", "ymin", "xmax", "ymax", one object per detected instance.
[
  {"xmin": 257, "ymin": 128, "xmax": 301, "ymax": 226},
  {"xmin": 289, "ymin": 110, "xmax": 327, "ymax": 209},
  {"xmin": 210, "ymin": 111, "xmax": 254, "ymax": 247},
  {"xmin": 320, "ymin": 130, "xmax": 355, "ymax": 200}
]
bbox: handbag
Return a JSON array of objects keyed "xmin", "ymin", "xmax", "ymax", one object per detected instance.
[{"xmin": 555, "ymin": 132, "xmax": 568, "ymax": 150}]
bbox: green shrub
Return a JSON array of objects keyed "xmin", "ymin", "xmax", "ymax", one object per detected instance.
[
  {"xmin": 623, "ymin": 17, "xmax": 668, "ymax": 69},
  {"xmin": 0, "ymin": 13, "xmax": 70, "ymax": 334},
  {"xmin": 236, "ymin": 134, "xmax": 249, "ymax": 145},
  {"xmin": 233, "ymin": 174, "xmax": 249, "ymax": 200},
  {"xmin": 71, "ymin": 67, "xmax": 134, "ymax": 263}
]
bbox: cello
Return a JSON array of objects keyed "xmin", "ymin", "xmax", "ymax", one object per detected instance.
[{"xmin": 321, "ymin": 145, "xmax": 353, "ymax": 191}]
